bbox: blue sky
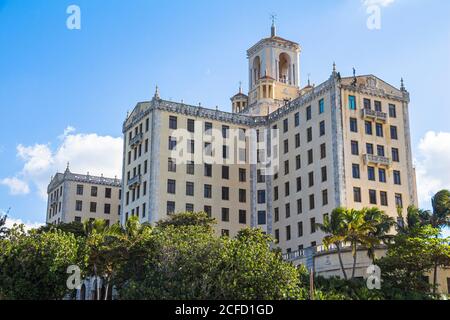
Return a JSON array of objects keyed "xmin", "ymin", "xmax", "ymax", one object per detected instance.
[{"xmin": 0, "ymin": 0, "xmax": 449, "ymax": 235}]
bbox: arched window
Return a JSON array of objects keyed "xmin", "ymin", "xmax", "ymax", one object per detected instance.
[
  {"xmin": 253, "ymin": 56, "xmax": 261, "ymax": 86},
  {"xmin": 279, "ymin": 53, "xmax": 291, "ymax": 84}
]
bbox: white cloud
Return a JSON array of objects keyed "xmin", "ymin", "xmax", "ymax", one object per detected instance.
[
  {"xmin": 2, "ymin": 216, "xmax": 44, "ymax": 231},
  {"xmin": 0, "ymin": 177, "xmax": 30, "ymax": 195},
  {"xmin": 362, "ymin": 0, "xmax": 395, "ymax": 7},
  {"xmin": 415, "ymin": 131, "xmax": 450, "ymax": 209},
  {"xmin": 2, "ymin": 127, "xmax": 123, "ymax": 200}
]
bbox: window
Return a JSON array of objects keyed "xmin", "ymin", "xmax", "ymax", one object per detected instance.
[
  {"xmin": 285, "ymin": 203, "xmax": 291, "ymax": 218},
  {"xmin": 352, "ymin": 164, "xmax": 360, "ymax": 179},
  {"xmin": 377, "ymin": 145, "xmax": 385, "ymax": 157},
  {"xmin": 319, "ymin": 99, "xmax": 325, "ymax": 114},
  {"xmin": 90, "ymin": 202, "xmax": 97, "ymax": 213},
  {"xmin": 167, "ymin": 179, "xmax": 176, "ymax": 194},
  {"xmin": 319, "ymin": 121, "xmax": 325, "ymax": 136},
  {"xmin": 307, "ymin": 127, "xmax": 312, "ymax": 142},
  {"xmin": 145, "ymin": 118, "xmax": 149, "ymax": 132},
  {"xmin": 274, "ymin": 208, "xmax": 279, "ymax": 222},
  {"xmin": 283, "ymin": 118, "xmax": 289, "ymax": 133},
  {"xmin": 310, "ymin": 218, "xmax": 316, "ymax": 234},
  {"xmin": 239, "ymin": 189, "xmax": 246, "ymax": 203},
  {"xmin": 389, "ymin": 104, "xmax": 397, "ymax": 118},
  {"xmin": 379, "ymin": 168, "xmax": 387, "ymax": 183},
  {"xmin": 284, "ymin": 139, "xmax": 289, "ymax": 154},
  {"xmin": 221, "ymin": 208, "xmax": 230, "ymax": 222},
  {"xmin": 374, "ymin": 101, "xmax": 382, "ymax": 112},
  {"xmin": 369, "ymin": 189, "xmax": 377, "ymax": 205},
  {"xmin": 204, "ymin": 164, "xmax": 212, "ymax": 177},
  {"xmin": 285, "ymin": 182, "xmax": 290, "ymax": 197},
  {"xmin": 168, "ymin": 137, "xmax": 177, "ymax": 150},
  {"xmin": 205, "ymin": 122, "xmax": 212, "ymax": 135},
  {"xmin": 308, "ymin": 171, "xmax": 314, "ymax": 188},
  {"xmin": 350, "ymin": 118, "xmax": 358, "ymax": 132},
  {"xmin": 308, "ymin": 149, "xmax": 313, "ymax": 164},
  {"xmin": 320, "ymin": 143, "xmax": 326, "ymax": 159},
  {"xmin": 376, "ymin": 123, "xmax": 384, "ymax": 137},
  {"xmin": 298, "ymin": 221, "xmax": 303, "ymax": 237},
  {"xmin": 258, "ymin": 211, "xmax": 266, "ymax": 225},
  {"xmin": 365, "ymin": 121, "xmax": 373, "ymax": 135},
  {"xmin": 395, "ymin": 193, "xmax": 403, "ymax": 208},
  {"xmin": 257, "ymin": 170, "xmax": 265, "ymax": 183},
  {"xmin": 380, "ymin": 191, "xmax": 388, "ymax": 206},
  {"xmin": 349, "ymin": 95, "xmax": 356, "ymax": 110},
  {"xmin": 275, "ymin": 229, "xmax": 280, "ymax": 243},
  {"xmin": 144, "ymin": 160, "xmax": 148, "ymax": 174},
  {"xmin": 274, "ymin": 187, "xmax": 279, "ymax": 201},
  {"xmin": 239, "ymin": 210, "xmax": 247, "ymax": 224},
  {"xmin": 91, "ymin": 186, "xmax": 98, "ymax": 197},
  {"xmin": 368, "ymin": 167, "xmax": 376, "ymax": 181},
  {"xmin": 306, "ymin": 106, "xmax": 312, "ymax": 121},
  {"xmin": 222, "ymin": 145, "xmax": 229, "ymax": 159},
  {"xmin": 286, "ymin": 225, "xmax": 292, "ymax": 241},
  {"xmin": 239, "ymin": 168, "xmax": 246, "ymax": 182},
  {"xmin": 75, "ymin": 200, "xmax": 83, "ymax": 211},
  {"xmin": 186, "ymin": 182, "xmax": 194, "ymax": 196},
  {"xmin": 167, "ymin": 201, "xmax": 176, "ymax": 215},
  {"xmin": 364, "ymin": 98, "xmax": 371, "ymax": 110},
  {"xmin": 295, "ymin": 133, "xmax": 300, "ymax": 148},
  {"xmin": 351, "ymin": 141, "xmax": 359, "ymax": 155},
  {"xmin": 321, "ymin": 166, "xmax": 327, "ymax": 182},
  {"xmin": 354, "ymin": 187, "xmax": 362, "ymax": 203},
  {"xmin": 390, "ymin": 126, "xmax": 398, "ymax": 140},
  {"xmin": 169, "ymin": 116, "xmax": 177, "ymax": 129},
  {"xmin": 239, "ymin": 128, "xmax": 246, "ymax": 141},
  {"xmin": 187, "ymin": 119, "xmax": 195, "ymax": 133},
  {"xmin": 284, "ymin": 160, "xmax": 289, "ymax": 175},
  {"xmin": 366, "ymin": 143, "xmax": 374, "ymax": 155},
  {"xmin": 105, "ymin": 188, "xmax": 111, "ymax": 199},
  {"xmin": 168, "ymin": 158, "xmax": 177, "ymax": 172},
  {"xmin": 204, "ymin": 142, "xmax": 212, "ymax": 156},
  {"xmin": 188, "ymin": 139, "xmax": 195, "ymax": 154},
  {"xmin": 295, "ymin": 112, "xmax": 300, "ymax": 127},
  {"xmin": 76, "ymin": 184, "xmax": 83, "ymax": 195},
  {"xmin": 186, "ymin": 203, "xmax": 194, "ymax": 212},
  {"xmin": 204, "ymin": 205, "xmax": 212, "ymax": 217},
  {"xmin": 257, "ymin": 190, "xmax": 266, "ymax": 204},
  {"xmin": 322, "ymin": 189, "xmax": 328, "ymax": 206},
  {"xmin": 204, "ymin": 184, "xmax": 212, "ymax": 198},
  {"xmin": 296, "ymin": 155, "xmax": 301, "ymax": 170},
  {"xmin": 74, "ymin": 216, "xmax": 82, "ymax": 223},
  {"xmin": 392, "ymin": 148, "xmax": 400, "ymax": 162},
  {"xmin": 222, "ymin": 166, "xmax": 229, "ymax": 179},
  {"xmin": 394, "ymin": 171, "xmax": 401, "ymax": 185},
  {"xmin": 187, "ymin": 161, "xmax": 195, "ymax": 175},
  {"xmin": 309, "ymin": 194, "xmax": 315, "ymax": 210},
  {"xmin": 222, "ymin": 125, "xmax": 230, "ymax": 139},
  {"xmin": 296, "ymin": 177, "xmax": 302, "ymax": 192},
  {"xmin": 104, "ymin": 204, "xmax": 111, "ymax": 214},
  {"xmin": 221, "ymin": 229, "xmax": 230, "ymax": 237},
  {"xmin": 222, "ymin": 187, "xmax": 230, "ymax": 201}
]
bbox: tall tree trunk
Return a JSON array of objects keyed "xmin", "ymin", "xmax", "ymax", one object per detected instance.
[
  {"xmin": 432, "ymin": 260, "xmax": 438, "ymax": 295},
  {"xmin": 336, "ymin": 243, "xmax": 348, "ymax": 280},
  {"xmin": 351, "ymin": 244, "xmax": 357, "ymax": 279},
  {"xmin": 104, "ymin": 280, "xmax": 110, "ymax": 301}
]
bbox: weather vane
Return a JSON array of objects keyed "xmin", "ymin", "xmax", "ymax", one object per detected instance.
[{"xmin": 270, "ymin": 13, "xmax": 277, "ymax": 25}]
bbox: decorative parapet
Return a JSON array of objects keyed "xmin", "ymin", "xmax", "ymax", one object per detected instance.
[
  {"xmin": 47, "ymin": 171, "xmax": 121, "ymax": 193},
  {"xmin": 363, "ymin": 154, "xmax": 392, "ymax": 167}
]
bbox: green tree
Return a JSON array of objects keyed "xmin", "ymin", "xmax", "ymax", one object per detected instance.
[
  {"xmin": 362, "ymin": 207, "xmax": 395, "ymax": 263},
  {"xmin": 0, "ymin": 213, "xmax": 7, "ymax": 240},
  {"xmin": 0, "ymin": 225, "xmax": 81, "ymax": 300}
]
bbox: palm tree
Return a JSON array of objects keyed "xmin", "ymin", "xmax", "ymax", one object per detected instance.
[
  {"xmin": 341, "ymin": 209, "xmax": 378, "ymax": 279},
  {"xmin": 316, "ymin": 208, "xmax": 348, "ymax": 280},
  {"xmin": 362, "ymin": 207, "xmax": 395, "ymax": 263}
]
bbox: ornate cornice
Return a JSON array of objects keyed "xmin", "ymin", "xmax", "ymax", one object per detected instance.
[{"xmin": 47, "ymin": 171, "xmax": 121, "ymax": 193}]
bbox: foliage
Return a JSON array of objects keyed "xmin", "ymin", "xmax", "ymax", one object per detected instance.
[
  {"xmin": 0, "ymin": 214, "xmax": 7, "ymax": 240},
  {"xmin": 0, "ymin": 225, "xmax": 82, "ymax": 300}
]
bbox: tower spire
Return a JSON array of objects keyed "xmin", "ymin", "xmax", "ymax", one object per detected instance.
[
  {"xmin": 270, "ymin": 14, "xmax": 277, "ymax": 37},
  {"xmin": 154, "ymin": 85, "xmax": 160, "ymax": 100}
]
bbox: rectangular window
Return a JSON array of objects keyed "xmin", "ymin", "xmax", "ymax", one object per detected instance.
[
  {"xmin": 350, "ymin": 118, "xmax": 358, "ymax": 132},
  {"xmin": 285, "ymin": 203, "xmax": 291, "ymax": 218},
  {"xmin": 221, "ymin": 208, "xmax": 230, "ymax": 222},
  {"xmin": 379, "ymin": 168, "xmax": 387, "ymax": 183},
  {"xmin": 239, "ymin": 189, "xmax": 246, "ymax": 203},
  {"xmin": 91, "ymin": 186, "xmax": 98, "ymax": 197},
  {"xmin": 222, "ymin": 166, "xmax": 229, "ymax": 179},
  {"xmin": 296, "ymin": 155, "xmax": 301, "ymax": 170},
  {"xmin": 376, "ymin": 123, "xmax": 384, "ymax": 137},
  {"xmin": 168, "ymin": 137, "xmax": 177, "ymax": 150},
  {"xmin": 308, "ymin": 149, "xmax": 313, "ymax": 164},
  {"xmin": 239, "ymin": 210, "xmax": 247, "ymax": 224},
  {"xmin": 186, "ymin": 203, "xmax": 194, "ymax": 212},
  {"xmin": 310, "ymin": 217, "xmax": 316, "ymax": 234},
  {"xmin": 204, "ymin": 164, "xmax": 212, "ymax": 177},
  {"xmin": 351, "ymin": 141, "xmax": 359, "ymax": 155},
  {"xmin": 75, "ymin": 200, "xmax": 82, "ymax": 211},
  {"xmin": 320, "ymin": 143, "xmax": 326, "ymax": 159},
  {"xmin": 307, "ymin": 127, "xmax": 312, "ymax": 142},
  {"xmin": 274, "ymin": 207, "xmax": 279, "ymax": 222},
  {"xmin": 298, "ymin": 221, "xmax": 303, "ymax": 237},
  {"xmin": 257, "ymin": 190, "xmax": 266, "ymax": 204},
  {"xmin": 309, "ymin": 194, "xmax": 315, "ymax": 210},
  {"xmin": 297, "ymin": 199, "xmax": 303, "ymax": 214},
  {"xmin": 283, "ymin": 118, "xmax": 289, "ymax": 133},
  {"xmin": 296, "ymin": 177, "xmax": 302, "ymax": 192},
  {"xmin": 169, "ymin": 116, "xmax": 177, "ymax": 130},
  {"xmin": 366, "ymin": 143, "xmax": 374, "ymax": 155},
  {"xmin": 274, "ymin": 186, "xmax": 279, "ymax": 201},
  {"xmin": 76, "ymin": 184, "xmax": 83, "ymax": 195},
  {"xmin": 389, "ymin": 104, "xmax": 397, "ymax": 118},
  {"xmin": 365, "ymin": 121, "xmax": 373, "ymax": 135},
  {"xmin": 392, "ymin": 148, "xmax": 400, "ymax": 162},
  {"xmin": 395, "ymin": 193, "xmax": 403, "ymax": 208},
  {"xmin": 168, "ymin": 158, "xmax": 177, "ymax": 172},
  {"xmin": 90, "ymin": 202, "xmax": 97, "ymax": 213},
  {"xmin": 222, "ymin": 125, "xmax": 230, "ymax": 139},
  {"xmin": 377, "ymin": 145, "xmax": 385, "ymax": 157},
  {"xmin": 167, "ymin": 179, "xmax": 176, "ymax": 194},
  {"xmin": 319, "ymin": 99, "xmax": 325, "ymax": 114},
  {"xmin": 364, "ymin": 98, "xmax": 371, "ymax": 110},
  {"xmin": 321, "ymin": 166, "xmax": 327, "ymax": 182},
  {"xmin": 352, "ymin": 164, "xmax": 360, "ymax": 179},
  {"xmin": 167, "ymin": 201, "xmax": 175, "ymax": 215},
  {"xmin": 285, "ymin": 182, "xmax": 290, "ymax": 197},
  {"xmin": 204, "ymin": 184, "xmax": 212, "ymax": 198},
  {"xmin": 390, "ymin": 126, "xmax": 398, "ymax": 140},
  {"xmin": 222, "ymin": 187, "xmax": 230, "ymax": 201},
  {"xmin": 239, "ymin": 168, "xmax": 246, "ymax": 182},
  {"xmin": 349, "ymin": 95, "xmax": 356, "ymax": 110},
  {"xmin": 322, "ymin": 189, "xmax": 328, "ymax": 206},
  {"xmin": 204, "ymin": 205, "xmax": 212, "ymax": 217},
  {"xmin": 295, "ymin": 112, "xmax": 300, "ymax": 127},
  {"xmin": 221, "ymin": 229, "xmax": 230, "ymax": 237},
  {"xmin": 284, "ymin": 139, "xmax": 289, "ymax": 154},
  {"xmin": 205, "ymin": 122, "xmax": 212, "ymax": 135},
  {"xmin": 275, "ymin": 229, "xmax": 280, "ymax": 243},
  {"xmin": 186, "ymin": 182, "xmax": 194, "ymax": 196},
  {"xmin": 222, "ymin": 145, "xmax": 229, "ymax": 159},
  {"xmin": 187, "ymin": 119, "xmax": 195, "ymax": 133},
  {"xmin": 319, "ymin": 121, "xmax": 325, "ymax": 136},
  {"xmin": 308, "ymin": 171, "xmax": 314, "ymax": 187},
  {"xmin": 368, "ymin": 166, "xmax": 376, "ymax": 181},
  {"xmin": 354, "ymin": 187, "xmax": 362, "ymax": 203},
  {"xmin": 188, "ymin": 139, "xmax": 195, "ymax": 154},
  {"xmin": 258, "ymin": 211, "xmax": 266, "ymax": 225},
  {"xmin": 284, "ymin": 160, "xmax": 289, "ymax": 175},
  {"xmin": 74, "ymin": 216, "xmax": 82, "ymax": 223},
  {"xmin": 380, "ymin": 191, "xmax": 388, "ymax": 206},
  {"xmin": 187, "ymin": 161, "xmax": 195, "ymax": 175},
  {"xmin": 374, "ymin": 101, "xmax": 382, "ymax": 112},
  {"xmin": 104, "ymin": 204, "xmax": 111, "ymax": 214},
  {"xmin": 394, "ymin": 171, "xmax": 402, "ymax": 185},
  {"xmin": 295, "ymin": 133, "xmax": 300, "ymax": 148},
  {"xmin": 306, "ymin": 106, "xmax": 312, "ymax": 121},
  {"xmin": 369, "ymin": 189, "xmax": 377, "ymax": 205}
]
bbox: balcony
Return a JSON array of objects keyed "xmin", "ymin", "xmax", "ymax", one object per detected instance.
[
  {"xmin": 361, "ymin": 108, "xmax": 387, "ymax": 123},
  {"xmin": 129, "ymin": 133, "xmax": 143, "ymax": 149},
  {"xmin": 127, "ymin": 175, "xmax": 141, "ymax": 190},
  {"xmin": 363, "ymin": 154, "xmax": 392, "ymax": 167}
]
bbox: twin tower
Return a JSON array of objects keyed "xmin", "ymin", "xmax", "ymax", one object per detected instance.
[{"xmin": 231, "ymin": 23, "xmax": 301, "ymax": 116}]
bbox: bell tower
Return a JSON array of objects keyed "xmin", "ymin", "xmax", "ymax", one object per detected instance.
[{"xmin": 245, "ymin": 20, "xmax": 301, "ymax": 116}]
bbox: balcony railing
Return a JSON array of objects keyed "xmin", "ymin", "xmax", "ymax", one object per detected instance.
[
  {"xmin": 363, "ymin": 154, "xmax": 392, "ymax": 167},
  {"xmin": 129, "ymin": 133, "xmax": 143, "ymax": 149},
  {"xmin": 127, "ymin": 175, "xmax": 141, "ymax": 190},
  {"xmin": 362, "ymin": 108, "xmax": 387, "ymax": 122},
  {"xmin": 282, "ymin": 249, "xmax": 305, "ymax": 261}
]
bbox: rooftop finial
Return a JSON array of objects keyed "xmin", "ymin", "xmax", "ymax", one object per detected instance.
[
  {"xmin": 400, "ymin": 78, "xmax": 405, "ymax": 91},
  {"xmin": 239, "ymin": 81, "xmax": 242, "ymax": 94},
  {"xmin": 307, "ymin": 73, "xmax": 311, "ymax": 86},
  {"xmin": 154, "ymin": 85, "xmax": 160, "ymax": 99},
  {"xmin": 65, "ymin": 162, "xmax": 70, "ymax": 173},
  {"xmin": 270, "ymin": 14, "xmax": 277, "ymax": 37},
  {"xmin": 333, "ymin": 62, "xmax": 336, "ymax": 73}
]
